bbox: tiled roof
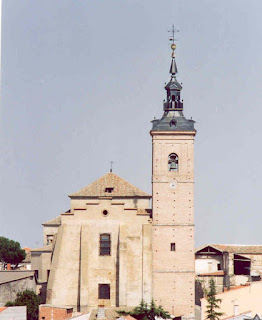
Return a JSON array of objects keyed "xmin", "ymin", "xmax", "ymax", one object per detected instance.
[
  {"xmin": 105, "ymin": 308, "xmax": 134, "ymax": 320},
  {"xmin": 197, "ymin": 271, "xmax": 225, "ymax": 276},
  {"xmin": 69, "ymin": 172, "xmax": 151, "ymax": 198},
  {"xmin": 23, "ymin": 247, "xmax": 31, "ymax": 251},
  {"xmin": 196, "ymin": 244, "xmax": 262, "ymax": 254},
  {"xmin": 0, "ymin": 271, "xmax": 35, "ymax": 284},
  {"xmin": 221, "ymin": 284, "xmax": 250, "ymax": 293},
  {"xmin": 42, "ymin": 215, "xmax": 61, "ymax": 226}
]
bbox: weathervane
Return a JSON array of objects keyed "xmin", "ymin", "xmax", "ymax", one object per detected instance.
[{"xmin": 168, "ymin": 24, "xmax": 179, "ymax": 57}]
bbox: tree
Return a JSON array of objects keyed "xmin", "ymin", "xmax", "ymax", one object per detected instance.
[
  {"xmin": 0, "ymin": 236, "xmax": 26, "ymax": 268},
  {"xmin": 206, "ymin": 278, "xmax": 223, "ymax": 320},
  {"xmin": 5, "ymin": 290, "xmax": 40, "ymax": 320},
  {"xmin": 117, "ymin": 299, "xmax": 171, "ymax": 320},
  {"xmin": 4, "ymin": 301, "xmax": 15, "ymax": 306}
]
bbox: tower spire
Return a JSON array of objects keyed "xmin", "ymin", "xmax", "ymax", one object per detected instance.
[
  {"xmin": 163, "ymin": 26, "xmax": 183, "ymax": 113},
  {"xmin": 169, "ymin": 24, "xmax": 178, "ymax": 76},
  {"xmin": 151, "ymin": 26, "xmax": 195, "ymax": 132},
  {"xmin": 169, "ymin": 57, "xmax": 178, "ymax": 75}
]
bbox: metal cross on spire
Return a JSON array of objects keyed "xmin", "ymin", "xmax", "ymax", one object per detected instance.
[
  {"xmin": 168, "ymin": 24, "xmax": 179, "ymax": 57},
  {"xmin": 109, "ymin": 161, "xmax": 114, "ymax": 173}
]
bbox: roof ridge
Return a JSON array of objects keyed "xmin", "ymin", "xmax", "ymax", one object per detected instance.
[
  {"xmin": 42, "ymin": 215, "xmax": 61, "ymax": 226},
  {"xmin": 69, "ymin": 172, "xmax": 151, "ymax": 198}
]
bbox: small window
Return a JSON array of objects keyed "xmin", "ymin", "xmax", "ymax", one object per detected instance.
[
  {"xmin": 105, "ymin": 187, "xmax": 114, "ymax": 193},
  {"xmin": 171, "ymin": 243, "xmax": 176, "ymax": 251},
  {"xmin": 168, "ymin": 153, "xmax": 178, "ymax": 171},
  {"xmin": 217, "ymin": 264, "xmax": 221, "ymax": 271},
  {"xmin": 99, "ymin": 284, "xmax": 110, "ymax": 299},
  {"xmin": 46, "ymin": 235, "xmax": 53, "ymax": 245},
  {"xmin": 100, "ymin": 234, "xmax": 111, "ymax": 256},
  {"xmin": 172, "ymin": 95, "xmax": 176, "ymax": 101}
]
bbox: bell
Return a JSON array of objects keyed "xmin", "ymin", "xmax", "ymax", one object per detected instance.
[{"xmin": 169, "ymin": 162, "xmax": 177, "ymax": 170}]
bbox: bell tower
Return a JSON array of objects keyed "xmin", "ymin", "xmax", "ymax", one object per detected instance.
[{"xmin": 150, "ymin": 28, "xmax": 196, "ymax": 318}]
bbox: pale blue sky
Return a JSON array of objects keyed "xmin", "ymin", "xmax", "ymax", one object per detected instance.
[{"xmin": 1, "ymin": 0, "xmax": 262, "ymax": 248}]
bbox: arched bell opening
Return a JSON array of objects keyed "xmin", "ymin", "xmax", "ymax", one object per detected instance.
[{"xmin": 168, "ymin": 153, "xmax": 178, "ymax": 172}]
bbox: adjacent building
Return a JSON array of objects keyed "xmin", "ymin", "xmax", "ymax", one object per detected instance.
[
  {"xmin": 0, "ymin": 271, "xmax": 36, "ymax": 306},
  {"xmin": 195, "ymin": 244, "xmax": 262, "ymax": 296},
  {"xmin": 201, "ymin": 281, "xmax": 262, "ymax": 319}
]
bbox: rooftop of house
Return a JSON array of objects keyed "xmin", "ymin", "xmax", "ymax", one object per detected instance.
[
  {"xmin": 30, "ymin": 244, "xmax": 53, "ymax": 253},
  {"xmin": 197, "ymin": 271, "xmax": 225, "ymax": 276},
  {"xmin": 69, "ymin": 172, "xmax": 151, "ymax": 199},
  {"xmin": 0, "ymin": 306, "xmax": 26, "ymax": 320},
  {"xmin": 117, "ymin": 315, "xmax": 138, "ymax": 320},
  {"xmin": 42, "ymin": 215, "xmax": 61, "ymax": 226},
  {"xmin": 221, "ymin": 311, "xmax": 252, "ymax": 320},
  {"xmin": 40, "ymin": 304, "xmax": 73, "ymax": 310},
  {"xmin": 196, "ymin": 244, "xmax": 262, "ymax": 255},
  {"xmin": 0, "ymin": 271, "xmax": 35, "ymax": 284}
]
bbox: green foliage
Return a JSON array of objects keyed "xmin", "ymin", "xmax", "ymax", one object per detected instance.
[
  {"xmin": 5, "ymin": 301, "xmax": 15, "ymax": 306},
  {"xmin": 206, "ymin": 278, "xmax": 223, "ymax": 320},
  {"xmin": 0, "ymin": 236, "xmax": 26, "ymax": 267},
  {"xmin": 117, "ymin": 299, "xmax": 171, "ymax": 320},
  {"xmin": 5, "ymin": 290, "xmax": 40, "ymax": 320}
]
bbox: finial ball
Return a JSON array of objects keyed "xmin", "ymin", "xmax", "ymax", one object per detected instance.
[{"xmin": 171, "ymin": 43, "xmax": 176, "ymax": 51}]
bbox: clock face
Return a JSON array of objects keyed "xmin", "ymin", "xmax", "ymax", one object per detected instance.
[{"xmin": 170, "ymin": 182, "xmax": 176, "ymax": 189}]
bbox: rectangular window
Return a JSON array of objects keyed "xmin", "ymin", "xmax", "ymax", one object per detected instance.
[
  {"xmin": 46, "ymin": 235, "xmax": 53, "ymax": 245},
  {"xmin": 99, "ymin": 284, "xmax": 110, "ymax": 299},
  {"xmin": 171, "ymin": 243, "xmax": 176, "ymax": 251},
  {"xmin": 100, "ymin": 234, "xmax": 111, "ymax": 256}
]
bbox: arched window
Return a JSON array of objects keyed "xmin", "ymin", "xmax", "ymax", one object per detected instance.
[
  {"xmin": 99, "ymin": 234, "xmax": 111, "ymax": 256},
  {"xmin": 168, "ymin": 153, "xmax": 178, "ymax": 171},
  {"xmin": 172, "ymin": 95, "xmax": 176, "ymax": 101}
]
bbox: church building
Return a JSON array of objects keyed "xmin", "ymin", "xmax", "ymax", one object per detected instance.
[{"xmin": 34, "ymin": 41, "xmax": 196, "ymax": 319}]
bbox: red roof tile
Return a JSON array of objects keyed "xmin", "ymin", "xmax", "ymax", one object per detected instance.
[{"xmin": 197, "ymin": 271, "xmax": 225, "ymax": 276}]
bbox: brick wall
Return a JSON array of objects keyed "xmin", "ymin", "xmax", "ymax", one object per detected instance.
[
  {"xmin": 151, "ymin": 132, "xmax": 195, "ymax": 317},
  {"xmin": 39, "ymin": 306, "xmax": 73, "ymax": 320}
]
